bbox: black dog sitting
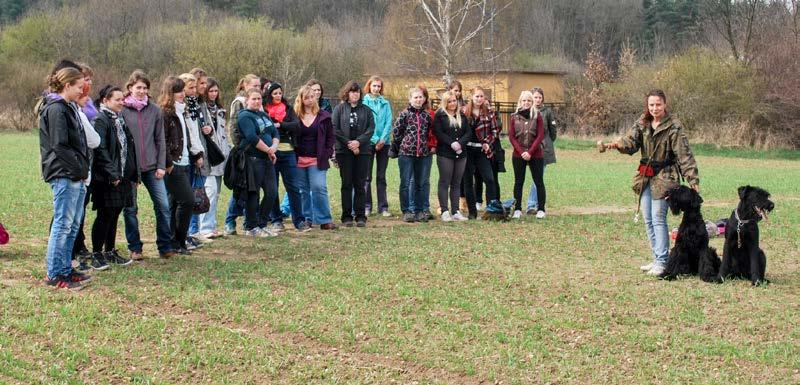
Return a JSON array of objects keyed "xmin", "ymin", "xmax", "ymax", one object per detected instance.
[
  {"xmin": 718, "ymin": 185, "xmax": 775, "ymax": 286},
  {"xmin": 659, "ymin": 185, "xmax": 721, "ymax": 282}
]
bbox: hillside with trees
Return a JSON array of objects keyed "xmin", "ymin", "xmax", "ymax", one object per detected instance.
[{"xmin": 0, "ymin": 0, "xmax": 797, "ymax": 148}]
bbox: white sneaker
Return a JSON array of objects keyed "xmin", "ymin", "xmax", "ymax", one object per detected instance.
[
  {"xmin": 512, "ymin": 210, "xmax": 522, "ymax": 219},
  {"xmin": 640, "ymin": 262, "xmax": 654, "ymax": 272},
  {"xmin": 269, "ymin": 222, "xmax": 285, "ymax": 232},
  {"xmin": 536, "ymin": 210, "xmax": 546, "ymax": 219},
  {"xmin": 452, "ymin": 211, "xmax": 468, "ymax": 221},
  {"xmin": 646, "ymin": 264, "xmax": 666, "ymax": 276},
  {"xmin": 365, "ymin": 208, "xmax": 372, "ymax": 217},
  {"xmin": 193, "ymin": 232, "xmax": 214, "ymax": 243},
  {"xmin": 380, "ymin": 210, "xmax": 391, "ymax": 217},
  {"xmin": 475, "ymin": 202, "xmax": 483, "ymax": 211},
  {"xmin": 259, "ymin": 227, "xmax": 279, "ymax": 237},
  {"xmin": 244, "ymin": 228, "xmax": 271, "ymax": 238},
  {"xmin": 441, "ymin": 211, "xmax": 452, "ymax": 222}
]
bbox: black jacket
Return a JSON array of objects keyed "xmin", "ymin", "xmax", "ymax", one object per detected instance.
[
  {"xmin": 265, "ymin": 100, "xmax": 299, "ymax": 148},
  {"xmin": 332, "ymin": 101, "xmax": 375, "ymax": 155},
  {"xmin": 433, "ymin": 109, "xmax": 473, "ymax": 159},
  {"xmin": 38, "ymin": 98, "xmax": 89, "ymax": 182},
  {"xmin": 92, "ymin": 110, "xmax": 139, "ymax": 184},
  {"xmin": 164, "ymin": 111, "xmax": 203, "ymax": 164}
]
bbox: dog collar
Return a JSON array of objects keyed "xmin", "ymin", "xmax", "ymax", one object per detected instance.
[{"xmin": 734, "ymin": 209, "xmax": 751, "ymax": 249}]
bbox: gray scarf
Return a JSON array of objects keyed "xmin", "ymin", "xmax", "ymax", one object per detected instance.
[{"xmin": 100, "ymin": 105, "xmax": 127, "ymax": 176}]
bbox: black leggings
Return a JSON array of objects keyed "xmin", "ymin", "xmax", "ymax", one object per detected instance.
[
  {"xmin": 463, "ymin": 148, "xmax": 498, "ymax": 217},
  {"xmin": 437, "ymin": 156, "xmax": 466, "ymax": 214},
  {"xmin": 165, "ymin": 165, "xmax": 194, "ymax": 248},
  {"xmin": 512, "ymin": 157, "xmax": 545, "ymax": 211},
  {"xmin": 91, "ymin": 207, "xmax": 123, "ymax": 253}
]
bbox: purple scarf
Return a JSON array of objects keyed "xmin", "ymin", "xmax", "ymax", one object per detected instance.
[{"xmin": 124, "ymin": 95, "xmax": 148, "ymax": 111}]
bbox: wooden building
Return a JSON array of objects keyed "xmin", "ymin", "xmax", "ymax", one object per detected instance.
[{"xmin": 381, "ymin": 70, "xmax": 567, "ymax": 105}]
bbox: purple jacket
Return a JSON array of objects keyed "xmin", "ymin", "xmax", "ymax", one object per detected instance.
[{"xmin": 297, "ymin": 110, "xmax": 335, "ymax": 170}]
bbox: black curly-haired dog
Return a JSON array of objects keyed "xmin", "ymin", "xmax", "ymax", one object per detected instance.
[
  {"xmin": 659, "ymin": 185, "xmax": 721, "ymax": 282},
  {"xmin": 718, "ymin": 185, "xmax": 774, "ymax": 286}
]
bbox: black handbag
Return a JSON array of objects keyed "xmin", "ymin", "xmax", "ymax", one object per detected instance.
[{"xmin": 204, "ymin": 134, "xmax": 225, "ymax": 167}]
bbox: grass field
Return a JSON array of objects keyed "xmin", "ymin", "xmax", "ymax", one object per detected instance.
[{"xmin": 1, "ymin": 132, "xmax": 799, "ymax": 385}]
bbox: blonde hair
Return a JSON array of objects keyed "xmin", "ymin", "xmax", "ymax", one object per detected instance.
[
  {"xmin": 408, "ymin": 87, "xmax": 424, "ymax": 99},
  {"xmin": 438, "ymin": 90, "xmax": 462, "ymax": 127},
  {"xmin": 294, "ymin": 85, "xmax": 320, "ymax": 117},
  {"xmin": 178, "ymin": 73, "xmax": 197, "ymax": 87},
  {"xmin": 515, "ymin": 90, "xmax": 539, "ymax": 119},
  {"xmin": 236, "ymin": 74, "xmax": 260, "ymax": 94}
]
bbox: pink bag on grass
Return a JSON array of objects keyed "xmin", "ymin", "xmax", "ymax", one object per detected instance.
[{"xmin": 0, "ymin": 222, "xmax": 9, "ymax": 245}]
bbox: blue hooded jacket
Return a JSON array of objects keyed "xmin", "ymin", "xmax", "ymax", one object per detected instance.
[{"xmin": 362, "ymin": 94, "xmax": 392, "ymax": 145}]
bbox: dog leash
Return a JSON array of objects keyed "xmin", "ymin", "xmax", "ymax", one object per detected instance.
[{"xmin": 734, "ymin": 209, "xmax": 749, "ymax": 249}]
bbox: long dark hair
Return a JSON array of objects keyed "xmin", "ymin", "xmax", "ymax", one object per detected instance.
[
  {"xmin": 95, "ymin": 84, "xmax": 123, "ymax": 107},
  {"xmin": 204, "ymin": 77, "xmax": 223, "ymax": 108},
  {"xmin": 642, "ymin": 89, "xmax": 668, "ymax": 123}
]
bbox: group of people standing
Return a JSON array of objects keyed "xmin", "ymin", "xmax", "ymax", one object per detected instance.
[{"xmin": 38, "ymin": 59, "xmax": 559, "ymax": 290}]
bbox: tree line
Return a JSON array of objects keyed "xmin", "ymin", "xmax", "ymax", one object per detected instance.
[{"xmin": 0, "ymin": 0, "xmax": 798, "ymax": 148}]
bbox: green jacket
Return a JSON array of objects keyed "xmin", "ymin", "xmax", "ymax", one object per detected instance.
[
  {"xmin": 614, "ymin": 113, "xmax": 699, "ymax": 199},
  {"xmin": 540, "ymin": 106, "xmax": 557, "ymax": 165}
]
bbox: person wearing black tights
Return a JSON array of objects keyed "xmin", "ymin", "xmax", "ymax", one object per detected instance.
[{"xmin": 89, "ymin": 85, "xmax": 138, "ymax": 268}]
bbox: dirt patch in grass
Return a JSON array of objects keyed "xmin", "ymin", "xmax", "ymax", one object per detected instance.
[{"xmin": 98, "ymin": 287, "xmax": 487, "ymax": 384}]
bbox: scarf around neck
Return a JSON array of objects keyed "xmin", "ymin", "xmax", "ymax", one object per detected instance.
[
  {"xmin": 101, "ymin": 105, "xmax": 128, "ymax": 174},
  {"xmin": 123, "ymin": 95, "xmax": 148, "ymax": 111}
]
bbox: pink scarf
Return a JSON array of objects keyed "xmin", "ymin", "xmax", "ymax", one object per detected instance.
[{"xmin": 124, "ymin": 95, "xmax": 148, "ymax": 111}]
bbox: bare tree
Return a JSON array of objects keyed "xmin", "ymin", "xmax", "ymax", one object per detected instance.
[
  {"xmin": 701, "ymin": 0, "xmax": 766, "ymax": 63},
  {"xmin": 415, "ymin": 0, "xmax": 512, "ymax": 84}
]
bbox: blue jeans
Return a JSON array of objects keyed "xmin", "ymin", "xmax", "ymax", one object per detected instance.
[
  {"xmin": 269, "ymin": 151, "xmax": 304, "ymax": 228},
  {"xmin": 225, "ymin": 195, "xmax": 244, "ymax": 228},
  {"xmin": 188, "ymin": 167, "xmax": 207, "ymax": 236},
  {"xmin": 407, "ymin": 155, "xmax": 433, "ymax": 213},
  {"xmin": 46, "ymin": 178, "xmax": 86, "ymax": 278},
  {"xmin": 123, "ymin": 169, "xmax": 174, "ymax": 253},
  {"xmin": 398, "ymin": 155, "xmax": 432, "ymax": 214},
  {"xmin": 297, "ymin": 165, "xmax": 333, "ymax": 225},
  {"xmin": 527, "ymin": 165, "xmax": 547, "ymax": 210},
  {"xmin": 640, "ymin": 185, "xmax": 669, "ymax": 266},
  {"xmin": 198, "ymin": 175, "xmax": 223, "ymax": 234}
]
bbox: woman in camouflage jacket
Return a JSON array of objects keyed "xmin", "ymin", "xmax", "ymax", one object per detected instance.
[{"xmin": 604, "ymin": 89, "xmax": 700, "ymax": 276}]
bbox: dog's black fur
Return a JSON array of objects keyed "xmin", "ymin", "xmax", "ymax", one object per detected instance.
[
  {"xmin": 659, "ymin": 186, "xmax": 721, "ymax": 282},
  {"xmin": 718, "ymin": 185, "xmax": 774, "ymax": 286}
]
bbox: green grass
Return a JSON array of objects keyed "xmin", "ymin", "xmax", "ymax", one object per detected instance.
[{"xmin": 1, "ymin": 132, "xmax": 799, "ymax": 384}]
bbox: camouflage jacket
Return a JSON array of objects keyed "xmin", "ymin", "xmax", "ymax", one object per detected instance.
[{"xmin": 614, "ymin": 113, "xmax": 699, "ymax": 199}]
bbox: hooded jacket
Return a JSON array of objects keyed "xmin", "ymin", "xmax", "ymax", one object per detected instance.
[
  {"xmin": 614, "ymin": 113, "xmax": 699, "ymax": 199},
  {"xmin": 38, "ymin": 97, "xmax": 89, "ymax": 182},
  {"xmin": 391, "ymin": 104, "xmax": 433, "ymax": 157},
  {"xmin": 362, "ymin": 93, "xmax": 393, "ymax": 145}
]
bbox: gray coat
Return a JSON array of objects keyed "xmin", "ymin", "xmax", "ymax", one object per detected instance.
[
  {"xmin": 540, "ymin": 106, "xmax": 557, "ymax": 165},
  {"xmin": 200, "ymin": 101, "xmax": 230, "ymax": 177},
  {"xmin": 120, "ymin": 101, "xmax": 166, "ymax": 172}
]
